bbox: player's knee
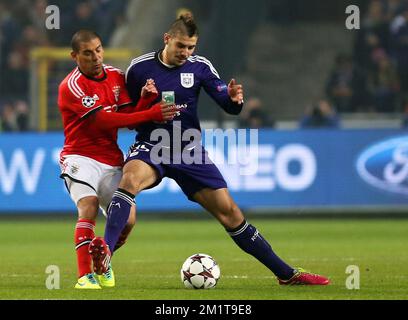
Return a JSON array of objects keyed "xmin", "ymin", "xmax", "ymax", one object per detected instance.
[
  {"xmin": 77, "ymin": 196, "xmax": 99, "ymax": 220},
  {"xmin": 217, "ymin": 203, "xmax": 243, "ymax": 228},
  {"xmin": 225, "ymin": 202, "xmax": 241, "ymax": 217},
  {"xmin": 120, "ymin": 171, "xmax": 142, "ymax": 194}
]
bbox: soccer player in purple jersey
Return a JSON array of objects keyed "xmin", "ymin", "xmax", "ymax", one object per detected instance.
[{"xmin": 90, "ymin": 13, "xmax": 329, "ymax": 285}]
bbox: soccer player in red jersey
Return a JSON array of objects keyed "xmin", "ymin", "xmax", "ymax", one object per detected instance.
[{"xmin": 58, "ymin": 30, "xmax": 175, "ymax": 289}]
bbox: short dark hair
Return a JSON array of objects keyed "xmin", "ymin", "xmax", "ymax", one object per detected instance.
[
  {"xmin": 71, "ymin": 30, "xmax": 102, "ymax": 52},
  {"xmin": 168, "ymin": 12, "xmax": 199, "ymax": 37}
]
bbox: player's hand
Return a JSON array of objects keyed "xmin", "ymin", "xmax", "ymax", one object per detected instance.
[
  {"xmin": 160, "ymin": 102, "xmax": 177, "ymax": 121},
  {"xmin": 140, "ymin": 78, "xmax": 158, "ymax": 102},
  {"xmin": 227, "ymin": 79, "xmax": 244, "ymax": 104},
  {"xmin": 150, "ymin": 101, "xmax": 177, "ymax": 122}
]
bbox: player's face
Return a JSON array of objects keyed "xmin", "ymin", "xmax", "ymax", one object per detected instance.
[
  {"xmin": 71, "ymin": 38, "xmax": 104, "ymax": 77},
  {"xmin": 163, "ymin": 33, "xmax": 197, "ymax": 66}
]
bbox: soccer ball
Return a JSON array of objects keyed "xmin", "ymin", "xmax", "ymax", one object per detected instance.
[{"xmin": 180, "ymin": 253, "xmax": 221, "ymax": 289}]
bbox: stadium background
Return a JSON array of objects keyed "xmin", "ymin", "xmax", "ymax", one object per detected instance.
[
  {"xmin": 1, "ymin": 0, "xmax": 408, "ymax": 214},
  {"xmin": 0, "ymin": 0, "xmax": 408, "ymax": 301}
]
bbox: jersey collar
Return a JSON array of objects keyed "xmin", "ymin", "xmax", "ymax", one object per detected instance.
[
  {"xmin": 156, "ymin": 50, "xmax": 179, "ymax": 69},
  {"xmin": 77, "ymin": 66, "xmax": 107, "ymax": 82}
]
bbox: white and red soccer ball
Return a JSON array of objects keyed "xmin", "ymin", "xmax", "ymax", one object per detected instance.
[{"xmin": 180, "ymin": 253, "xmax": 221, "ymax": 289}]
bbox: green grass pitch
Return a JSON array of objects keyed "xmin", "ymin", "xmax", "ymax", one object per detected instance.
[{"xmin": 0, "ymin": 216, "xmax": 407, "ymax": 300}]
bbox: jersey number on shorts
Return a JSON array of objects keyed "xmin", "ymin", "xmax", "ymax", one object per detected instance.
[{"xmin": 128, "ymin": 143, "xmax": 150, "ymax": 157}]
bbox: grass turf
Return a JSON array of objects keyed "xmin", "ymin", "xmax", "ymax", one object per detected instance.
[{"xmin": 0, "ymin": 217, "xmax": 407, "ymax": 300}]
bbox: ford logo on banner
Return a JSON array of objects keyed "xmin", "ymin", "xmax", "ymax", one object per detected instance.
[{"xmin": 356, "ymin": 136, "xmax": 408, "ymax": 195}]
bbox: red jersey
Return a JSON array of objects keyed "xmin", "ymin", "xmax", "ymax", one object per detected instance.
[{"xmin": 58, "ymin": 65, "xmax": 132, "ymax": 166}]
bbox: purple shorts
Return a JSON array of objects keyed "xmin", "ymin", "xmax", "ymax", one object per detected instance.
[{"xmin": 125, "ymin": 141, "xmax": 227, "ymax": 201}]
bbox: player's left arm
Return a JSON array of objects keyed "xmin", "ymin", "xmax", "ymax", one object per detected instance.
[{"xmin": 202, "ymin": 65, "xmax": 244, "ymax": 115}]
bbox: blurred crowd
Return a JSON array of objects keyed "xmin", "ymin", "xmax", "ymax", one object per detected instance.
[
  {"xmin": 3, "ymin": 0, "xmax": 408, "ymax": 131},
  {"xmin": 326, "ymin": 0, "xmax": 406, "ymax": 115},
  {"xmin": 294, "ymin": 0, "xmax": 408, "ymax": 130},
  {"xmin": 238, "ymin": 0, "xmax": 408, "ymax": 130},
  {"xmin": 0, "ymin": 0, "xmax": 128, "ymax": 132}
]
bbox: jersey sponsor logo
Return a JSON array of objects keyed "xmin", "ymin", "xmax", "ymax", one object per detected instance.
[
  {"xmin": 82, "ymin": 94, "xmax": 99, "ymax": 108},
  {"xmin": 103, "ymin": 104, "xmax": 117, "ymax": 113},
  {"xmin": 180, "ymin": 73, "xmax": 194, "ymax": 88},
  {"xmin": 356, "ymin": 136, "xmax": 408, "ymax": 195},
  {"xmin": 173, "ymin": 104, "xmax": 188, "ymax": 117}
]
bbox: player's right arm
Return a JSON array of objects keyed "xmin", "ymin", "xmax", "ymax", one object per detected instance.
[
  {"xmin": 59, "ymin": 81, "xmax": 175, "ymax": 131},
  {"xmin": 91, "ymin": 102, "xmax": 175, "ymax": 130}
]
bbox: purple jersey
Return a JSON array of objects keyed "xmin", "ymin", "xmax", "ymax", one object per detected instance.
[{"xmin": 125, "ymin": 51, "xmax": 242, "ymax": 142}]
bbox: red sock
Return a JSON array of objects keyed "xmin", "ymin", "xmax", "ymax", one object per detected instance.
[{"xmin": 74, "ymin": 219, "xmax": 95, "ymax": 278}]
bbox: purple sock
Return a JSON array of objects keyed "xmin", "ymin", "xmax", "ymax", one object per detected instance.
[
  {"xmin": 104, "ymin": 188, "xmax": 134, "ymax": 254},
  {"xmin": 227, "ymin": 220, "xmax": 295, "ymax": 280}
]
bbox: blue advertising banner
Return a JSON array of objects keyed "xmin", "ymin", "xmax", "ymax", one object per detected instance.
[{"xmin": 1, "ymin": 129, "xmax": 408, "ymax": 213}]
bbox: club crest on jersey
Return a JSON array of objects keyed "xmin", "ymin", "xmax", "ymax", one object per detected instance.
[
  {"xmin": 82, "ymin": 94, "xmax": 99, "ymax": 108},
  {"xmin": 180, "ymin": 73, "xmax": 194, "ymax": 88},
  {"xmin": 112, "ymin": 86, "xmax": 121, "ymax": 102}
]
